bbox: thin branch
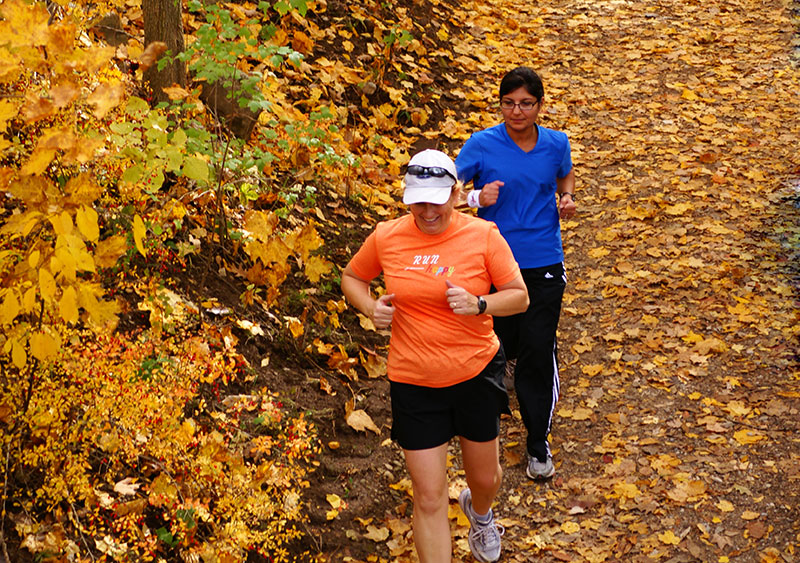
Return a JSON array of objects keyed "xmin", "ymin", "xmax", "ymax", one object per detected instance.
[{"xmin": 69, "ymin": 502, "xmax": 96, "ymax": 561}]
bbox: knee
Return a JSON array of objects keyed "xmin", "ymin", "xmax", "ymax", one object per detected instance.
[
  {"xmin": 413, "ymin": 483, "xmax": 449, "ymax": 516},
  {"xmin": 470, "ymin": 463, "xmax": 503, "ymax": 494}
]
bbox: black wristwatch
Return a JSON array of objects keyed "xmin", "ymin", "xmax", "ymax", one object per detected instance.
[{"xmin": 476, "ymin": 296, "xmax": 487, "ymax": 315}]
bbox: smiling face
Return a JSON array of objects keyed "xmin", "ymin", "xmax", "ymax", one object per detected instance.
[
  {"xmin": 500, "ymin": 86, "xmax": 542, "ymax": 135},
  {"xmin": 409, "ymin": 189, "xmax": 458, "ymax": 235}
]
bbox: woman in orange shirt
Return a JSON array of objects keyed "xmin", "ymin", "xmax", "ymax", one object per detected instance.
[{"xmin": 341, "ymin": 149, "xmax": 529, "ymax": 563}]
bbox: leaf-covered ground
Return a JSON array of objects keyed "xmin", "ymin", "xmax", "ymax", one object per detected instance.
[
  {"xmin": 2, "ymin": 0, "xmax": 798, "ymax": 560},
  {"xmin": 254, "ymin": 0, "xmax": 800, "ymax": 561}
]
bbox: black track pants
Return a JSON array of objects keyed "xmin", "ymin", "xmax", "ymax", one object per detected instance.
[{"xmin": 492, "ymin": 262, "xmax": 565, "ymax": 462}]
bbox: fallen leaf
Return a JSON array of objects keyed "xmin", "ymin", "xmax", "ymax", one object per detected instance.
[
  {"xmin": 346, "ymin": 409, "xmax": 380, "ymax": 434},
  {"xmin": 113, "ymin": 477, "xmax": 140, "ymax": 496},
  {"xmin": 741, "ymin": 510, "xmax": 760, "ymax": 521},
  {"xmin": 364, "ymin": 525, "xmax": 390, "ymax": 542}
]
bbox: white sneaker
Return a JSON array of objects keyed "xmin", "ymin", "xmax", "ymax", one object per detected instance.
[
  {"xmin": 458, "ymin": 488, "xmax": 504, "ymax": 562},
  {"xmin": 526, "ymin": 455, "xmax": 555, "ymax": 480}
]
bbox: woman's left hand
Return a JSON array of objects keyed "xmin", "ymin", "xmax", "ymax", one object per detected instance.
[
  {"xmin": 445, "ymin": 280, "xmax": 479, "ymax": 315},
  {"xmin": 558, "ymin": 195, "xmax": 576, "ymax": 219}
]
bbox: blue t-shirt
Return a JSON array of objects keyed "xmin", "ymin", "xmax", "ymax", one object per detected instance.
[{"xmin": 455, "ymin": 123, "xmax": 572, "ymax": 269}]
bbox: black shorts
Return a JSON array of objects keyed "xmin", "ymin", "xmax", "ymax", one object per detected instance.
[{"xmin": 390, "ymin": 347, "xmax": 510, "ymax": 450}]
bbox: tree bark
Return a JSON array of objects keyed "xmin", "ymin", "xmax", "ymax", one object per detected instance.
[{"xmin": 142, "ymin": 0, "xmax": 186, "ymax": 103}]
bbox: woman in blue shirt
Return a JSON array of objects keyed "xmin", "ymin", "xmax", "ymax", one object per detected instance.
[{"xmin": 456, "ymin": 66, "xmax": 577, "ymax": 480}]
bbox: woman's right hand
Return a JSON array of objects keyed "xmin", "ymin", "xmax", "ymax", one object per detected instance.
[
  {"xmin": 479, "ymin": 181, "xmax": 503, "ymax": 206},
  {"xmin": 371, "ymin": 293, "xmax": 396, "ymax": 329}
]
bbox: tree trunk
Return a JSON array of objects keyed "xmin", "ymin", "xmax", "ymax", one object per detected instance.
[{"xmin": 142, "ymin": 0, "xmax": 186, "ymax": 103}]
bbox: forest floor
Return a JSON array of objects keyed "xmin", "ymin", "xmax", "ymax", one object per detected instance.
[
  {"xmin": 221, "ymin": 0, "xmax": 800, "ymax": 561},
  {"xmin": 2, "ymin": 0, "xmax": 799, "ymax": 562}
]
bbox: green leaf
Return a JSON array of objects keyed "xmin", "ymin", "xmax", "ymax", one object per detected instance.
[
  {"xmin": 122, "ymin": 164, "xmax": 143, "ymax": 185},
  {"xmin": 110, "ymin": 122, "xmax": 134, "ymax": 135},
  {"xmin": 291, "ymin": 0, "xmax": 308, "ymax": 16},
  {"xmin": 165, "ymin": 146, "xmax": 184, "ymax": 172},
  {"xmin": 156, "ymin": 527, "xmax": 177, "ymax": 547},
  {"xmin": 183, "ymin": 157, "xmax": 209, "ymax": 183},
  {"xmin": 273, "ymin": 0, "xmax": 290, "ymax": 15},
  {"xmin": 171, "ymin": 128, "xmax": 187, "ymax": 147},
  {"xmin": 125, "ymin": 96, "xmax": 149, "ymax": 118}
]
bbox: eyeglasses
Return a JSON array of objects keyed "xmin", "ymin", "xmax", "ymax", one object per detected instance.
[
  {"xmin": 500, "ymin": 99, "xmax": 540, "ymax": 112},
  {"xmin": 405, "ymin": 165, "xmax": 456, "ymax": 181}
]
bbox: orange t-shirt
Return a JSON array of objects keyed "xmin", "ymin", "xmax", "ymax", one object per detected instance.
[{"xmin": 348, "ymin": 211, "xmax": 520, "ymax": 387}]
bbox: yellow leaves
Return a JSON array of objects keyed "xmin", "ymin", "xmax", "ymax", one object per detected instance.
[
  {"xmin": 289, "ymin": 223, "xmax": 324, "ymax": 261},
  {"xmin": 359, "ymin": 349, "xmax": 387, "ymax": 378},
  {"xmin": 326, "ymin": 493, "xmax": 344, "ymax": 520},
  {"xmin": 557, "ymin": 406, "xmax": 593, "ymax": 421},
  {"xmin": 132, "ymin": 214, "xmax": 147, "ymax": 257},
  {"xmin": 79, "ymin": 284, "xmax": 120, "ymax": 331},
  {"xmin": 76, "ymin": 206, "xmax": 99, "ymax": 243},
  {"xmin": 625, "ymin": 204, "xmax": 657, "ymax": 220},
  {"xmin": 161, "ymin": 86, "xmax": 191, "ymax": 101},
  {"xmin": 611, "ymin": 482, "xmax": 641, "ymax": 500},
  {"xmin": 149, "ymin": 473, "xmax": 179, "ymax": 507},
  {"xmin": 20, "ymin": 93, "xmax": 56, "ymax": 124},
  {"xmin": 94, "ymin": 235, "xmax": 127, "ymax": 269},
  {"xmin": 658, "ymin": 530, "xmax": 681, "ymax": 545},
  {"xmin": 363, "ymin": 524, "xmax": 390, "ymax": 542},
  {"xmin": 733, "ymin": 429, "xmax": 767, "ymax": 445},
  {"xmin": 0, "ymin": 0, "xmax": 50, "ymax": 48},
  {"xmin": 10, "ymin": 338, "xmax": 27, "ymax": 368},
  {"xmin": 0, "ymin": 98, "xmax": 18, "ymax": 132},
  {"xmin": 0, "ymin": 291, "xmax": 21, "ymax": 325},
  {"xmin": 20, "ymin": 147, "xmax": 56, "ymax": 176},
  {"xmin": 50, "ymin": 79, "xmax": 81, "ymax": 109},
  {"xmin": 87, "ymin": 81, "xmax": 125, "ymax": 119},
  {"xmin": 291, "ymin": 30, "xmax": 314, "ymax": 55},
  {"xmin": 243, "ymin": 210, "xmax": 278, "ymax": 240},
  {"xmin": 724, "ymin": 400, "xmax": 751, "ymax": 417},
  {"xmin": 697, "ymin": 114, "xmax": 717, "ymax": 126},
  {"xmin": 357, "ymin": 312, "xmax": 376, "ymax": 332},
  {"xmin": 663, "ymin": 202, "xmax": 692, "ymax": 215},
  {"xmin": 304, "ymin": 255, "xmax": 332, "ymax": 283},
  {"xmin": 560, "ymin": 521, "xmax": 581, "ymax": 534},
  {"xmin": 681, "ymin": 89, "xmax": 699, "ymax": 101},
  {"xmin": 586, "ymin": 247, "xmax": 610, "ymax": 259},
  {"xmin": 58, "ymin": 286, "xmax": 79, "ymax": 324},
  {"xmin": 666, "ymin": 479, "xmax": 706, "ymax": 503},
  {"xmin": 581, "ymin": 364, "xmax": 603, "ymax": 377},
  {"xmin": 39, "ymin": 268, "xmax": 57, "ymax": 303},
  {"xmin": 716, "ymin": 499, "xmax": 735, "ymax": 513},
  {"xmin": 64, "ymin": 173, "xmax": 103, "ymax": 205},
  {"xmin": 344, "ymin": 398, "xmax": 380, "ymax": 434},
  {"xmin": 285, "ymin": 316, "xmax": 304, "ymax": 338}
]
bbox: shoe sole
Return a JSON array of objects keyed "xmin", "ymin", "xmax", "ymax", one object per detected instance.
[{"xmin": 526, "ymin": 465, "xmax": 555, "ymax": 480}]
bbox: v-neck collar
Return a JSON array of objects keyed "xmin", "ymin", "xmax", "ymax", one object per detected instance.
[{"xmin": 503, "ymin": 123, "xmax": 539, "ymax": 154}]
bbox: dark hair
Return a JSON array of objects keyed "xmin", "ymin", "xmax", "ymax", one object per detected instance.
[{"xmin": 499, "ymin": 67, "xmax": 544, "ymax": 100}]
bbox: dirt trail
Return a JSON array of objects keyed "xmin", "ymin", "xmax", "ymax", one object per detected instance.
[{"xmin": 301, "ymin": 0, "xmax": 800, "ymax": 561}]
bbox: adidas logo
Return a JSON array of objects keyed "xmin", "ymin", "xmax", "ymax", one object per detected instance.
[{"xmin": 544, "ymin": 272, "xmax": 553, "ymax": 279}]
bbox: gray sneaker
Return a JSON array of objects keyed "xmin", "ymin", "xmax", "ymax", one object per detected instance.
[
  {"xmin": 458, "ymin": 488, "xmax": 504, "ymax": 562},
  {"xmin": 526, "ymin": 455, "xmax": 555, "ymax": 480}
]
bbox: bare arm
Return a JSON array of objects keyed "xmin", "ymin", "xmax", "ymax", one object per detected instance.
[
  {"xmin": 445, "ymin": 274, "xmax": 529, "ymax": 316},
  {"xmin": 340, "ymin": 264, "xmax": 395, "ymax": 328}
]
